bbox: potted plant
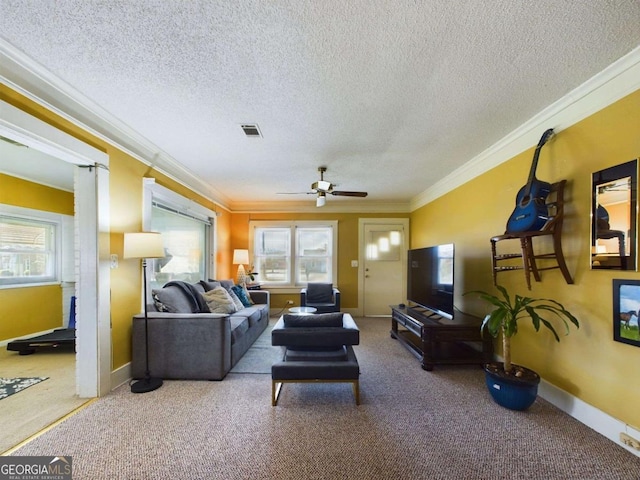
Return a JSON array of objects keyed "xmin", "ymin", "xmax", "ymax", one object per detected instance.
[{"xmin": 467, "ymin": 285, "xmax": 579, "ymax": 410}]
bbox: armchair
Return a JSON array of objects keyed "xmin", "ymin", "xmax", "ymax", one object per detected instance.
[
  {"xmin": 271, "ymin": 312, "xmax": 360, "ymax": 405},
  {"xmin": 300, "ymin": 283, "xmax": 340, "ymax": 313}
]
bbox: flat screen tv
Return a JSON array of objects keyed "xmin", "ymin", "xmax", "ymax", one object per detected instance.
[{"xmin": 407, "ymin": 243, "xmax": 454, "ymax": 319}]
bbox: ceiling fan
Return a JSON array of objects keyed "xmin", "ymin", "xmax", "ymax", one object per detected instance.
[{"xmin": 278, "ymin": 167, "xmax": 368, "ymax": 207}]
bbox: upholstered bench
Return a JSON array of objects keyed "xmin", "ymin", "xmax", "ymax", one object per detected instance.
[{"xmin": 271, "ymin": 313, "xmax": 360, "ymax": 405}]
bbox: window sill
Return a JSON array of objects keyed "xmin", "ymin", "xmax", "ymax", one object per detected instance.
[
  {"xmin": 0, "ymin": 281, "xmax": 61, "ymax": 290},
  {"xmin": 258, "ymin": 286, "xmax": 306, "ymax": 294}
]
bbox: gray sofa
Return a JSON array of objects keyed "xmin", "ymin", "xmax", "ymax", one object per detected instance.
[{"xmin": 131, "ymin": 280, "xmax": 270, "ymax": 381}]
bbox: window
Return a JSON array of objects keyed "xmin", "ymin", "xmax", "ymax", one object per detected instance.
[
  {"xmin": 149, "ymin": 203, "xmax": 212, "ymax": 289},
  {"xmin": 251, "ymin": 221, "xmax": 337, "ymax": 287},
  {"xmin": 143, "ymin": 179, "xmax": 217, "ymax": 290},
  {"xmin": 0, "ymin": 213, "xmax": 58, "ymax": 286},
  {"xmin": 437, "ymin": 243, "xmax": 454, "ymax": 285}
]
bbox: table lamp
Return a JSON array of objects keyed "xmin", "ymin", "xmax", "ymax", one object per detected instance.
[
  {"xmin": 124, "ymin": 232, "xmax": 166, "ymax": 393},
  {"xmin": 233, "ymin": 249, "xmax": 250, "ymax": 286}
]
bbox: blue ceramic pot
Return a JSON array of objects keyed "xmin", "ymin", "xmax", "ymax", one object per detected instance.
[{"xmin": 484, "ymin": 363, "xmax": 540, "ymax": 411}]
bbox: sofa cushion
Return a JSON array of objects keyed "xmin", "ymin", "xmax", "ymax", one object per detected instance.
[
  {"xmin": 199, "ymin": 280, "xmax": 221, "ymax": 291},
  {"xmin": 284, "ymin": 313, "xmax": 344, "ymax": 328},
  {"xmin": 208, "ymin": 279, "xmax": 235, "ymax": 291},
  {"xmin": 284, "ymin": 346, "xmax": 348, "ymax": 362},
  {"xmin": 152, "ymin": 285, "xmax": 196, "ymax": 313},
  {"xmin": 233, "ymin": 306, "xmax": 264, "ymax": 327},
  {"xmin": 305, "ymin": 283, "xmax": 334, "ymax": 304},
  {"xmin": 272, "ymin": 313, "xmax": 359, "ymax": 348},
  {"xmin": 272, "ymin": 346, "xmax": 359, "ymax": 381},
  {"xmin": 230, "ymin": 316, "xmax": 249, "ymax": 345},
  {"xmin": 202, "ymin": 286, "xmax": 238, "ymax": 314},
  {"xmin": 231, "ymin": 285, "xmax": 253, "ymax": 307}
]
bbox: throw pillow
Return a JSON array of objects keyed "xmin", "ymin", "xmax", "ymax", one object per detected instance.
[
  {"xmin": 201, "ymin": 286, "xmax": 238, "ymax": 314},
  {"xmin": 241, "ymin": 284, "xmax": 255, "ymax": 305},
  {"xmin": 227, "ymin": 287, "xmax": 245, "ymax": 311},
  {"xmin": 152, "ymin": 286, "xmax": 195, "ymax": 313},
  {"xmin": 231, "ymin": 285, "xmax": 252, "ymax": 307}
]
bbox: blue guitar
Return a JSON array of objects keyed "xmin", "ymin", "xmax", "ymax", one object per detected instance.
[{"xmin": 506, "ymin": 128, "xmax": 554, "ymax": 233}]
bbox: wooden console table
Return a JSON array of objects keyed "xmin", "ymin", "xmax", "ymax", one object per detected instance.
[{"xmin": 390, "ymin": 305, "xmax": 493, "ymax": 371}]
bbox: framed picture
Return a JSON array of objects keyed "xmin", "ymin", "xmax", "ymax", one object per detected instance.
[{"xmin": 612, "ymin": 279, "xmax": 640, "ymax": 347}]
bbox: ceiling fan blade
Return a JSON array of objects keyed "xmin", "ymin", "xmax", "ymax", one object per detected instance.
[
  {"xmin": 276, "ymin": 191, "xmax": 316, "ymax": 195},
  {"xmin": 279, "ymin": 168, "xmax": 367, "ymax": 201},
  {"xmin": 330, "ymin": 190, "xmax": 368, "ymax": 197}
]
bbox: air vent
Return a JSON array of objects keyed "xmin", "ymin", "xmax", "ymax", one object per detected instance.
[{"xmin": 241, "ymin": 124, "xmax": 262, "ymax": 137}]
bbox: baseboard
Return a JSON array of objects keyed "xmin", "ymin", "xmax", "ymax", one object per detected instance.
[
  {"xmin": 539, "ymin": 379, "xmax": 640, "ymax": 458},
  {"xmin": 111, "ymin": 362, "xmax": 132, "ymax": 391}
]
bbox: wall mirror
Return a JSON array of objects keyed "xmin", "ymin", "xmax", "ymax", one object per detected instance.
[{"xmin": 591, "ymin": 159, "xmax": 638, "ymax": 270}]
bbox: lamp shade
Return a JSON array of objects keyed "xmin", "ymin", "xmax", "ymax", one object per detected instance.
[
  {"xmin": 123, "ymin": 232, "xmax": 165, "ymax": 259},
  {"xmin": 232, "ymin": 249, "xmax": 249, "ymax": 265},
  {"xmin": 316, "ymin": 193, "xmax": 326, "ymax": 207}
]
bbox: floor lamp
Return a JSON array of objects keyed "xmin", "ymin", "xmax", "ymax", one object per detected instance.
[{"xmin": 124, "ymin": 232, "xmax": 166, "ymax": 394}]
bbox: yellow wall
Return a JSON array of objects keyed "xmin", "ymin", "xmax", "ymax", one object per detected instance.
[
  {"xmin": 410, "ymin": 88, "xmax": 640, "ymax": 429},
  {"xmin": 228, "ymin": 212, "xmax": 409, "ymax": 310},
  {"xmin": 3, "ymin": 80, "xmax": 640, "ymax": 430},
  {"xmin": 105, "ymin": 153, "xmax": 229, "ymax": 368},
  {"xmin": 0, "ymin": 174, "xmax": 73, "ymax": 340},
  {"xmin": 1, "ymin": 85, "xmax": 230, "ymax": 370},
  {"xmin": 0, "ymin": 174, "xmax": 74, "ymax": 215}
]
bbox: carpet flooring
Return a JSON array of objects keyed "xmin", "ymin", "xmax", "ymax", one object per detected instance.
[
  {"xmin": 8, "ymin": 317, "xmax": 640, "ymax": 479},
  {"xmin": 229, "ymin": 319, "xmax": 282, "ymax": 374}
]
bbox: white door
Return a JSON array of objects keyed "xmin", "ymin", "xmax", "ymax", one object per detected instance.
[{"xmin": 360, "ymin": 219, "xmax": 409, "ymax": 316}]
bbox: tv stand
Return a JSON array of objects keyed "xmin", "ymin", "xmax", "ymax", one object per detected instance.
[{"xmin": 390, "ymin": 305, "xmax": 493, "ymax": 371}]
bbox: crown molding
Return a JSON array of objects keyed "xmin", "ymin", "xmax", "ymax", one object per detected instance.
[
  {"xmin": 229, "ymin": 199, "xmax": 411, "ymax": 214},
  {"xmin": 0, "ymin": 39, "xmax": 231, "ymax": 209},
  {"xmin": 410, "ymin": 45, "xmax": 640, "ymax": 211},
  {"xmin": 2, "ymin": 38, "xmax": 638, "ymax": 215},
  {"xmin": 0, "ymin": 100, "xmax": 107, "ymax": 166}
]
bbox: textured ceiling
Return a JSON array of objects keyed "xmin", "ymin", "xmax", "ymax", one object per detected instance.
[{"xmin": 1, "ymin": 1, "xmax": 640, "ymax": 210}]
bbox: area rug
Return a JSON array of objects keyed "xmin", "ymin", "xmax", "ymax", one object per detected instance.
[
  {"xmin": 229, "ymin": 320, "xmax": 283, "ymax": 374},
  {"xmin": 0, "ymin": 377, "xmax": 48, "ymax": 400}
]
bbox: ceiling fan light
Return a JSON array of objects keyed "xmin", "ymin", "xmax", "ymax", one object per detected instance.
[
  {"xmin": 312, "ymin": 180, "xmax": 332, "ymax": 192},
  {"xmin": 316, "ymin": 193, "xmax": 326, "ymax": 207}
]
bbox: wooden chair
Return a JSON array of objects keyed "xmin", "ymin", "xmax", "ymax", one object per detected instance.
[{"xmin": 491, "ymin": 180, "xmax": 573, "ymax": 289}]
